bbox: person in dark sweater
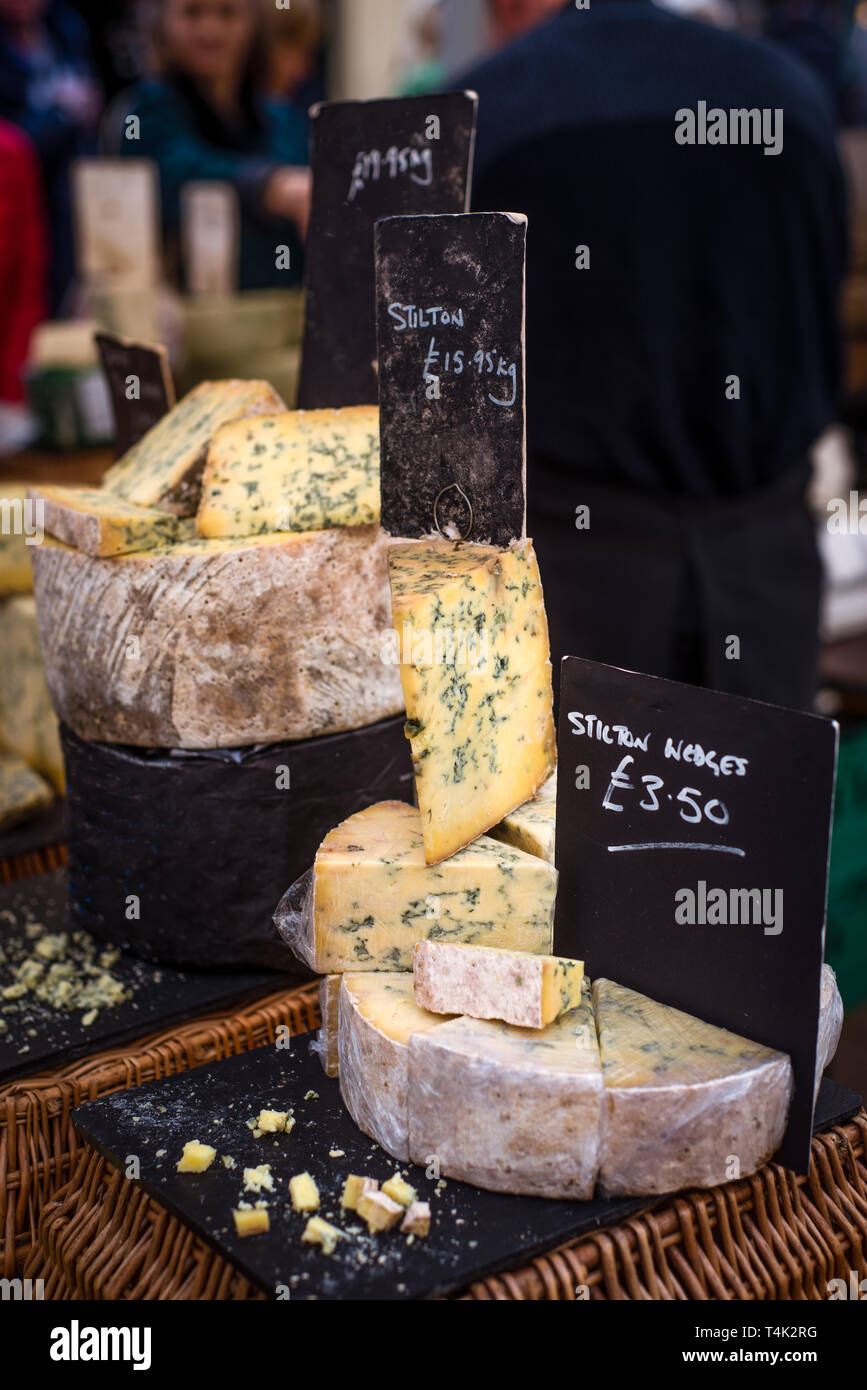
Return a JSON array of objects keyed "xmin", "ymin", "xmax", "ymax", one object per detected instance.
[
  {"xmin": 461, "ymin": 0, "xmax": 847, "ymax": 710},
  {"xmin": 118, "ymin": 0, "xmax": 310, "ymax": 291}
]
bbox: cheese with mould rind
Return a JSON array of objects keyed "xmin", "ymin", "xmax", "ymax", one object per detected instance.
[
  {"xmin": 412, "ymin": 939, "xmax": 583, "ymax": 1028},
  {"xmin": 289, "ymin": 799, "xmax": 557, "ymax": 974},
  {"xmin": 388, "ymin": 538, "xmax": 556, "ymax": 863},
  {"xmin": 28, "ymin": 484, "xmax": 192, "ymax": 556},
  {"xmin": 197, "ymin": 406, "xmax": 380, "ymax": 537},
  {"xmin": 0, "ymin": 596, "xmax": 65, "ymax": 791},
  {"xmin": 407, "ymin": 983, "xmax": 604, "ymax": 1199},
  {"xmin": 30, "ymin": 526, "xmax": 402, "ymax": 748},
  {"xmin": 592, "ymin": 978, "xmax": 793, "ymax": 1197},
  {"xmin": 338, "ymin": 972, "xmax": 446, "ymax": 1162},
  {"xmin": 102, "ymin": 379, "xmax": 285, "ymax": 514}
]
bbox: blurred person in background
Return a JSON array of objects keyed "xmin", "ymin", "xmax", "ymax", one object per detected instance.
[
  {"xmin": 260, "ymin": 0, "xmax": 324, "ymax": 109},
  {"xmin": 461, "ymin": 0, "xmax": 847, "ymax": 711},
  {"xmin": 118, "ymin": 0, "xmax": 310, "ymax": 290},
  {"xmin": 0, "ymin": 119, "xmax": 45, "ymax": 452},
  {"xmin": 395, "ymin": 0, "xmax": 446, "ymax": 96},
  {"xmin": 0, "ymin": 0, "xmax": 100, "ymax": 313}
]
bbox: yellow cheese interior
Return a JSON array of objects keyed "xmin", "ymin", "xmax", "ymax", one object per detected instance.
[{"xmin": 342, "ymin": 971, "xmax": 444, "ymax": 1046}]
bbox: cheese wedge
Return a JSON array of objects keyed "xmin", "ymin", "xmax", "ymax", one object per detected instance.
[
  {"xmin": 316, "ymin": 974, "xmax": 341, "ymax": 1077},
  {"xmin": 338, "ymin": 972, "xmax": 447, "ymax": 1161},
  {"xmin": 388, "ymin": 538, "xmax": 556, "ymax": 863},
  {"xmin": 592, "ymin": 978, "xmax": 792, "ymax": 1196},
  {"xmin": 197, "ymin": 406, "xmax": 380, "ymax": 538},
  {"xmin": 0, "ymin": 754, "xmax": 53, "ymax": 830},
  {"xmin": 0, "ymin": 596, "xmax": 65, "ymax": 791},
  {"xmin": 29, "ymin": 485, "xmax": 192, "ymax": 557},
  {"xmin": 408, "ymin": 984, "xmax": 604, "ymax": 1199},
  {"xmin": 30, "ymin": 527, "xmax": 401, "ymax": 748},
  {"xmin": 413, "ymin": 940, "xmax": 584, "ymax": 1028},
  {"xmin": 0, "ymin": 484, "xmax": 36, "ymax": 595},
  {"xmin": 278, "ymin": 800, "xmax": 557, "ymax": 973},
  {"xmin": 102, "ymin": 379, "xmax": 285, "ymax": 515},
  {"xmin": 489, "ymin": 788, "xmax": 556, "ymax": 864}
]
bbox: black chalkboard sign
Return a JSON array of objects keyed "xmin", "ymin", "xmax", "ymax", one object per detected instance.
[
  {"xmin": 375, "ymin": 212, "xmax": 526, "ymax": 546},
  {"xmin": 297, "ymin": 92, "xmax": 477, "ymax": 409},
  {"xmin": 554, "ymin": 657, "xmax": 838, "ymax": 1173},
  {"xmin": 95, "ymin": 332, "xmax": 175, "ymax": 456}
]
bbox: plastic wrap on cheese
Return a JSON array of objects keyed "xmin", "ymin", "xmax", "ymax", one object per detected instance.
[
  {"xmin": 816, "ymin": 962, "xmax": 844, "ymax": 1098},
  {"xmin": 593, "ymin": 978, "xmax": 793, "ymax": 1197},
  {"xmin": 311, "ymin": 973, "xmax": 341, "ymax": 1077},
  {"xmin": 273, "ymin": 867, "xmax": 317, "ymax": 971}
]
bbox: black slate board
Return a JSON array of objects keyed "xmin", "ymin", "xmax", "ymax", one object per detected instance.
[
  {"xmin": 72, "ymin": 1042, "xmax": 861, "ymax": 1302},
  {"xmin": 0, "ymin": 796, "xmax": 66, "ymax": 859},
  {"xmin": 95, "ymin": 332, "xmax": 175, "ymax": 456},
  {"xmin": 63, "ymin": 715, "xmax": 413, "ymax": 972},
  {"xmin": 0, "ymin": 871, "xmax": 297, "ymax": 1085},
  {"xmin": 555, "ymin": 656, "xmax": 839, "ymax": 1175},
  {"xmin": 298, "ymin": 92, "xmax": 477, "ymax": 409},
  {"xmin": 375, "ymin": 212, "xmax": 526, "ymax": 545}
]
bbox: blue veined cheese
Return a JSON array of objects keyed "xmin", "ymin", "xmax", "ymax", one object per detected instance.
[
  {"xmin": 592, "ymin": 978, "xmax": 792, "ymax": 1197},
  {"xmin": 488, "ymin": 778, "xmax": 557, "ymax": 864},
  {"xmin": 412, "ymin": 939, "xmax": 583, "ymax": 1028},
  {"xmin": 407, "ymin": 982, "xmax": 604, "ymax": 1199},
  {"xmin": 0, "ymin": 754, "xmax": 53, "ymax": 830},
  {"xmin": 0, "ymin": 596, "xmax": 65, "ymax": 792},
  {"xmin": 387, "ymin": 539, "xmax": 556, "ymax": 864},
  {"xmin": 29, "ymin": 526, "xmax": 401, "ymax": 749},
  {"xmin": 29, "ymin": 484, "xmax": 192, "ymax": 556},
  {"xmin": 0, "ymin": 484, "xmax": 35, "ymax": 595},
  {"xmin": 279, "ymin": 799, "xmax": 557, "ymax": 974},
  {"xmin": 196, "ymin": 406, "xmax": 380, "ymax": 538},
  {"xmin": 101, "ymin": 379, "xmax": 285, "ymax": 515},
  {"xmin": 338, "ymin": 972, "xmax": 448, "ymax": 1161}
]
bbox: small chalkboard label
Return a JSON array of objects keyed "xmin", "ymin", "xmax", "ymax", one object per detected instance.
[
  {"xmin": 298, "ymin": 92, "xmax": 477, "ymax": 410},
  {"xmin": 375, "ymin": 211, "xmax": 526, "ymax": 546},
  {"xmin": 555, "ymin": 656, "xmax": 839, "ymax": 1174},
  {"xmin": 95, "ymin": 332, "xmax": 175, "ymax": 456}
]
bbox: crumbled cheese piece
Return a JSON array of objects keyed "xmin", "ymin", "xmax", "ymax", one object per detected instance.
[
  {"xmin": 155, "ymin": 1149, "xmax": 166, "ymax": 1158},
  {"xmin": 222, "ymin": 1155, "xmax": 237, "ymax": 1170},
  {"xmin": 256, "ymin": 1109, "xmax": 292, "ymax": 1134},
  {"xmin": 177, "ymin": 1141, "xmax": 217, "ymax": 1173},
  {"xmin": 304, "ymin": 1090, "xmax": 318, "ymax": 1101},
  {"xmin": 242, "ymin": 1164, "xmax": 275, "ymax": 1194},
  {"xmin": 300, "ymin": 1216, "xmax": 343, "ymax": 1255},
  {"xmin": 381, "ymin": 1175, "xmax": 417, "ymax": 1208},
  {"xmin": 289, "ymin": 1172, "xmax": 320, "ymax": 1213},
  {"xmin": 233, "ymin": 1207, "xmax": 269, "ymax": 1238},
  {"xmin": 329, "ymin": 1149, "xmax": 345, "ymax": 1159},
  {"xmin": 341, "ymin": 1175, "xmax": 377, "ymax": 1212},
  {"xmin": 400, "ymin": 1202, "xmax": 431, "ymax": 1237},
  {"xmin": 358, "ymin": 1190, "xmax": 403, "ymax": 1233}
]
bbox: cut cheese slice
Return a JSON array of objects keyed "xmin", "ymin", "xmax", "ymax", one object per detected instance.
[
  {"xmin": 388, "ymin": 538, "xmax": 555, "ymax": 863},
  {"xmin": 101, "ymin": 379, "xmax": 285, "ymax": 515},
  {"xmin": 30, "ymin": 527, "xmax": 401, "ymax": 748},
  {"xmin": 0, "ymin": 754, "xmax": 53, "ymax": 831},
  {"xmin": 489, "ymin": 788, "xmax": 556, "ymax": 864},
  {"xmin": 407, "ymin": 984, "xmax": 604, "ymax": 1199},
  {"xmin": 197, "ymin": 406, "xmax": 380, "ymax": 538},
  {"xmin": 338, "ymin": 972, "xmax": 447, "ymax": 1161},
  {"xmin": 279, "ymin": 800, "xmax": 557, "ymax": 973},
  {"xmin": 29, "ymin": 485, "xmax": 192, "ymax": 556},
  {"xmin": 592, "ymin": 978, "xmax": 792, "ymax": 1196},
  {"xmin": 0, "ymin": 596, "xmax": 65, "ymax": 791},
  {"xmin": 413, "ymin": 940, "xmax": 583, "ymax": 1029},
  {"xmin": 316, "ymin": 974, "xmax": 341, "ymax": 1078},
  {"xmin": 0, "ymin": 484, "xmax": 35, "ymax": 595}
]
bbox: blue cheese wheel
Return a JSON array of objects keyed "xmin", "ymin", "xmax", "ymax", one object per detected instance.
[
  {"xmin": 0, "ymin": 754, "xmax": 53, "ymax": 830},
  {"xmin": 0, "ymin": 596, "xmax": 65, "ymax": 792}
]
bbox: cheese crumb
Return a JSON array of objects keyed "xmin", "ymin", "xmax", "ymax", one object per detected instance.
[
  {"xmin": 382, "ymin": 1175, "xmax": 416, "ymax": 1208},
  {"xmin": 177, "ymin": 1141, "xmax": 216, "ymax": 1173},
  {"xmin": 289, "ymin": 1172, "xmax": 320, "ymax": 1213},
  {"xmin": 301, "ymin": 1216, "xmax": 343, "ymax": 1255},
  {"xmin": 401, "ymin": 1201, "xmax": 431, "ymax": 1237},
  {"xmin": 304, "ymin": 1090, "xmax": 318, "ymax": 1101},
  {"xmin": 222, "ymin": 1155, "xmax": 237, "ymax": 1169},
  {"xmin": 233, "ymin": 1207, "xmax": 269, "ymax": 1237},
  {"xmin": 341, "ymin": 1175, "xmax": 377, "ymax": 1211},
  {"xmin": 242, "ymin": 1164, "xmax": 275, "ymax": 1194},
  {"xmin": 358, "ymin": 1190, "xmax": 403, "ymax": 1233},
  {"xmin": 256, "ymin": 1109, "xmax": 293, "ymax": 1134}
]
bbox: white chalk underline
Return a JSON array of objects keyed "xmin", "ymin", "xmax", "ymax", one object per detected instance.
[{"xmin": 607, "ymin": 842, "xmax": 746, "ymax": 857}]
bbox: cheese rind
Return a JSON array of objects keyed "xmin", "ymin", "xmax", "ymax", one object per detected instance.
[
  {"xmin": 408, "ymin": 985, "xmax": 604, "ymax": 1199},
  {"xmin": 593, "ymin": 978, "xmax": 792, "ymax": 1197},
  {"xmin": 0, "ymin": 755, "xmax": 53, "ymax": 831},
  {"xmin": 412, "ymin": 940, "xmax": 584, "ymax": 1029},
  {"xmin": 337, "ymin": 973, "xmax": 446, "ymax": 1161},
  {"xmin": 816, "ymin": 963, "xmax": 844, "ymax": 1098},
  {"xmin": 0, "ymin": 596, "xmax": 65, "ymax": 791},
  {"xmin": 102, "ymin": 379, "xmax": 285, "ymax": 515},
  {"xmin": 29, "ymin": 484, "xmax": 191, "ymax": 556},
  {"xmin": 388, "ymin": 539, "xmax": 556, "ymax": 863},
  {"xmin": 30, "ymin": 528, "xmax": 402, "ymax": 748},
  {"xmin": 316, "ymin": 974, "xmax": 342, "ymax": 1078},
  {"xmin": 283, "ymin": 800, "xmax": 557, "ymax": 974},
  {"xmin": 197, "ymin": 406, "xmax": 380, "ymax": 537}
]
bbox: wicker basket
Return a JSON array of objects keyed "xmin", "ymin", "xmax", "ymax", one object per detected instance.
[{"xmin": 22, "ymin": 1112, "xmax": 867, "ymax": 1300}]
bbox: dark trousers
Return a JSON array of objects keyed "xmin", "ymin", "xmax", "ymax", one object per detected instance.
[{"xmin": 528, "ymin": 464, "xmax": 822, "ymax": 714}]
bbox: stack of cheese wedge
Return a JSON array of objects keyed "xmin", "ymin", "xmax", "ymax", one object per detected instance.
[{"xmin": 29, "ymin": 383, "xmax": 402, "ymax": 748}]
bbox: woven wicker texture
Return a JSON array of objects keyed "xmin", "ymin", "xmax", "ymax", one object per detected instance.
[
  {"xmin": 23, "ymin": 1112, "xmax": 866, "ymax": 1300},
  {"xmin": 1, "ymin": 982, "xmax": 319, "ymax": 1277}
]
